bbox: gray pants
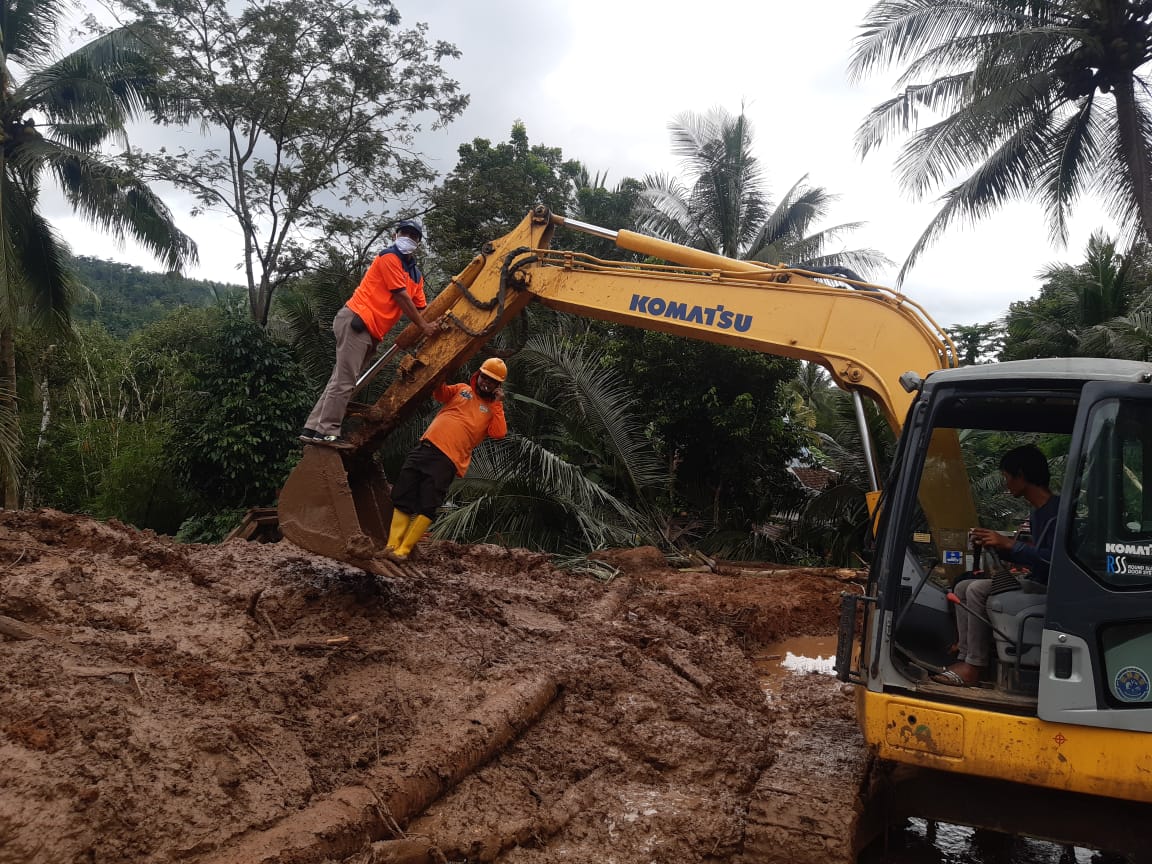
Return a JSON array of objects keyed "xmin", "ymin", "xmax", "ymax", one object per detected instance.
[
  {"xmin": 304, "ymin": 306, "xmax": 377, "ymax": 436},
  {"xmin": 954, "ymin": 577, "xmax": 993, "ymax": 668}
]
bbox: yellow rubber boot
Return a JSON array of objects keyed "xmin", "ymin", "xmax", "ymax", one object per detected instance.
[
  {"xmin": 393, "ymin": 515, "xmax": 433, "ymax": 559},
  {"xmin": 385, "ymin": 510, "xmax": 411, "ymax": 551}
]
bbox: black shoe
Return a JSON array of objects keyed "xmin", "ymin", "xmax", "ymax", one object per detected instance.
[
  {"xmin": 307, "ymin": 434, "xmax": 354, "ymax": 450},
  {"xmin": 299, "ymin": 427, "xmax": 319, "ymax": 439}
]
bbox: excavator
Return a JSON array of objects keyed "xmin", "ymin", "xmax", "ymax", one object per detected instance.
[{"xmin": 278, "ymin": 207, "xmax": 1152, "ymax": 862}]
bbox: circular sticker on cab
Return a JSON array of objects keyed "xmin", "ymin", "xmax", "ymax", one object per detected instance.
[{"xmin": 1114, "ymin": 666, "xmax": 1151, "ymax": 702}]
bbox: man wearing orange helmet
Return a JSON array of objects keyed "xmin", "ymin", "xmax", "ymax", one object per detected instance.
[{"xmin": 385, "ymin": 357, "xmax": 509, "ymax": 559}]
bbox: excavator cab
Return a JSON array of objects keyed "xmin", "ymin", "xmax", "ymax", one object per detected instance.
[{"xmin": 838, "ymin": 358, "xmax": 1152, "ymax": 846}]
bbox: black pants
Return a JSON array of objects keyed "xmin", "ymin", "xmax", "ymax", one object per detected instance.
[{"xmin": 390, "ymin": 441, "xmax": 456, "ymax": 519}]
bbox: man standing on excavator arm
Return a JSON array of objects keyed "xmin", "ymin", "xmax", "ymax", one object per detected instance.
[
  {"xmin": 385, "ymin": 357, "xmax": 509, "ymax": 559},
  {"xmin": 301, "ymin": 219, "xmax": 438, "ymax": 449}
]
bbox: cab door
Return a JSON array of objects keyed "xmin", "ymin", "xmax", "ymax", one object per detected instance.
[{"xmin": 1042, "ymin": 382, "xmax": 1152, "ymax": 730}]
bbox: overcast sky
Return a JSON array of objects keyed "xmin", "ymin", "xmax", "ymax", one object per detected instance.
[{"xmin": 55, "ymin": 0, "xmax": 1118, "ymax": 329}]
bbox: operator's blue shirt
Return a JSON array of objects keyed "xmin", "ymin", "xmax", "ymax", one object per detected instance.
[{"xmin": 1003, "ymin": 495, "xmax": 1060, "ymax": 584}]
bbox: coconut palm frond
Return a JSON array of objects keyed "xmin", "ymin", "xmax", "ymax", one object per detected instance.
[
  {"xmin": 853, "ymin": 0, "xmax": 1152, "ymax": 275},
  {"xmin": 515, "ymin": 331, "xmax": 668, "ymax": 499},
  {"xmin": 436, "ymin": 434, "xmax": 653, "ymax": 553},
  {"xmin": 3, "ymin": 0, "xmax": 72, "ymax": 67},
  {"xmin": 1, "ymin": 172, "xmax": 74, "ymax": 335},
  {"xmin": 17, "ymin": 138, "xmax": 196, "ymax": 272},
  {"xmin": 636, "ymin": 173, "xmax": 700, "ymax": 249},
  {"xmin": 17, "ymin": 26, "xmax": 169, "ymax": 130},
  {"xmin": 642, "ymin": 111, "xmax": 880, "ymax": 272}
]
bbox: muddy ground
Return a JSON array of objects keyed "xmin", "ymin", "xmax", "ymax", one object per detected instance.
[{"xmin": 0, "ymin": 509, "xmax": 860, "ymax": 864}]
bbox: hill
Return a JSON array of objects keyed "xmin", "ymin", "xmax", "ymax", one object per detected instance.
[{"xmin": 70, "ymin": 256, "xmax": 243, "ymax": 336}]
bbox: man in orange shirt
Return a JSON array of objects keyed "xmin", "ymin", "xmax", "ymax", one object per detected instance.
[
  {"xmin": 301, "ymin": 220, "xmax": 438, "ymax": 448},
  {"xmin": 385, "ymin": 357, "xmax": 509, "ymax": 559}
]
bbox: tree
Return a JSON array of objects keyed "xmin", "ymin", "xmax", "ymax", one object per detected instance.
[
  {"xmin": 637, "ymin": 107, "xmax": 891, "ymax": 275},
  {"xmin": 1, "ymin": 0, "xmax": 195, "ymax": 505},
  {"xmin": 425, "ymin": 123, "xmax": 583, "ymax": 278},
  {"xmin": 115, "ymin": 0, "xmax": 468, "ymax": 325},
  {"xmin": 604, "ymin": 328, "xmax": 805, "ymax": 544},
  {"xmin": 851, "ymin": 0, "xmax": 1152, "ymax": 280},
  {"xmin": 25, "ymin": 322, "xmax": 193, "ymax": 532},
  {"xmin": 1002, "ymin": 231, "xmax": 1152, "ymax": 358},
  {"xmin": 156, "ymin": 306, "xmax": 313, "ymax": 514},
  {"xmin": 947, "ymin": 322, "xmax": 1006, "ymax": 364}
]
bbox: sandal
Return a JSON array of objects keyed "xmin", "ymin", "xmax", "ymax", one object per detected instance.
[
  {"xmin": 306, "ymin": 434, "xmax": 354, "ymax": 450},
  {"xmin": 930, "ymin": 669, "xmax": 973, "ymax": 687}
]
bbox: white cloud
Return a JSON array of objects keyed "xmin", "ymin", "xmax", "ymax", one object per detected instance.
[{"xmin": 56, "ymin": 0, "xmax": 1120, "ymax": 330}]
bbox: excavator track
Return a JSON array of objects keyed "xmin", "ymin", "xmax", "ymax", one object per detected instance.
[{"xmin": 740, "ymin": 700, "xmax": 875, "ymax": 864}]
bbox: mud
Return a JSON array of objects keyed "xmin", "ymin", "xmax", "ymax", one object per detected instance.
[{"xmin": 0, "ymin": 509, "xmax": 860, "ymax": 864}]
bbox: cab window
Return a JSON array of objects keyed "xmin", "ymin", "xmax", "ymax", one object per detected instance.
[{"xmin": 1070, "ymin": 399, "xmax": 1152, "ymax": 589}]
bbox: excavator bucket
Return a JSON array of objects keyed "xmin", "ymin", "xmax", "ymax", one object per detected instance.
[{"xmin": 278, "ymin": 447, "xmax": 393, "ymax": 563}]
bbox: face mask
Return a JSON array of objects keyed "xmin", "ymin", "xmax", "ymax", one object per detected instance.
[{"xmin": 395, "ymin": 236, "xmax": 419, "ymax": 255}]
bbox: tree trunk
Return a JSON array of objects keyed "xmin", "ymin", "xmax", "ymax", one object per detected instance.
[
  {"xmin": 1, "ymin": 325, "xmax": 19, "ymax": 508},
  {"xmin": 1112, "ymin": 75, "xmax": 1152, "ymax": 245}
]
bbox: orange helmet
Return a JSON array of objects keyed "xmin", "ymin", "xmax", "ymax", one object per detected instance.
[{"xmin": 479, "ymin": 357, "xmax": 507, "ymax": 382}]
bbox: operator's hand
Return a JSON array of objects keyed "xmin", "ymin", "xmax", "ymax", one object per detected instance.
[
  {"xmin": 970, "ymin": 527, "xmax": 1011, "ymax": 551},
  {"xmin": 494, "ymin": 386, "xmax": 504, "ymax": 402},
  {"xmin": 419, "ymin": 319, "xmax": 438, "ymax": 339}
]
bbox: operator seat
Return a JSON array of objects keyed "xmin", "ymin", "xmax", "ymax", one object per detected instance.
[{"xmin": 986, "ymin": 581, "xmax": 1047, "ymax": 696}]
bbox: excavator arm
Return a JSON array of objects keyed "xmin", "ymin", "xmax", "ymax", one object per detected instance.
[{"xmin": 279, "ymin": 206, "xmax": 970, "ymax": 564}]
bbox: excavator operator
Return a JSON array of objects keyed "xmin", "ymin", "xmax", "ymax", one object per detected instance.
[
  {"xmin": 385, "ymin": 357, "xmax": 509, "ymax": 560},
  {"xmin": 301, "ymin": 219, "xmax": 439, "ymax": 449}
]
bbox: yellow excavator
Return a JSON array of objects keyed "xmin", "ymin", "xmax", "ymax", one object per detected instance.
[{"xmin": 278, "ymin": 207, "xmax": 1152, "ymax": 860}]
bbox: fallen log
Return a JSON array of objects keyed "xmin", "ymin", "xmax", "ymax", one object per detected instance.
[
  {"xmin": 203, "ymin": 672, "xmax": 561, "ymax": 864},
  {"xmin": 409, "ymin": 767, "xmax": 606, "ymax": 863},
  {"xmin": 656, "ymin": 645, "xmax": 714, "ymax": 693},
  {"xmin": 0, "ymin": 614, "xmax": 49, "ymax": 641},
  {"xmin": 270, "ymin": 635, "xmax": 351, "ymax": 651}
]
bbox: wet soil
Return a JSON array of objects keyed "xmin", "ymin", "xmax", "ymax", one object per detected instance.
[{"xmin": 0, "ymin": 509, "xmax": 860, "ymax": 864}]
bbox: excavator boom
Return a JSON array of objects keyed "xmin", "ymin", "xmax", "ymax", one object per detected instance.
[{"xmin": 278, "ymin": 206, "xmax": 965, "ymax": 566}]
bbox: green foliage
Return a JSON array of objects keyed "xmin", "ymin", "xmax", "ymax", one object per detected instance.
[
  {"xmin": 602, "ymin": 328, "xmax": 805, "ymax": 537},
  {"xmin": 115, "ymin": 0, "xmax": 467, "ymax": 325},
  {"xmin": 429, "ymin": 329, "xmax": 668, "ymax": 554},
  {"xmin": 851, "ymin": 0, "xmax": 1152, "ymax": 279},
  {"xmin": 69, "ymin": 255, "xmax": 237, "ymax": 336},
  {"xmin": 164, "ymin": 306, "xmax": 312, "ymax": 508},
  {"xmin": 1, "ymin": 0, "xmax": 194, "ymax": 502},
  {"xmin": 425, "ymin": 123, "xmax": 583, "ymax": 277},
  {"xmin": 567, "ymin": 169, "xmax": 646, "ymax": 261},
  {"xmin": 1002, "ymin": 232, "xmax": 1152, "ymax": 360},
  {"xmin": 21, "ymin": 322, "xmax": 194, "ymax": 532},
  {"xmin": 788, "ymin": 390, "xmax": 895, "ymax": 566},
  {"xmin": 175, "ymin": 507, "xmax": 248, "ymax": 543},
  {"xmin": 946, "ymin": 322, "xmax": 1006, "ymax": 365}
]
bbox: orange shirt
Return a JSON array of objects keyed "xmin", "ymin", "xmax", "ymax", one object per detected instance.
[
  {"xmin": 345, "ymin": 249, "xmax": 426, "ymax": 340},
  {"xmin": 423, "ymin": 382, "xmax": 507, "ymax": 477}
]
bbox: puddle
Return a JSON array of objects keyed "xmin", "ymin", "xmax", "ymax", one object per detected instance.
[
  {"xmin": 859, "ymin": 818, "xmax": 1117, "ymax": 863},
  {"xmin": 754, "ymin": 634, "xmax": 838, "ymax": 693}
]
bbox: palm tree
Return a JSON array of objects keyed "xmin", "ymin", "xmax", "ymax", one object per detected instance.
[
  {"xmin": 946, "ymin": 322, "xmax": 1006, "ymax": 365},
  {"xmin": 851, "ymin": 0, "xmax": 1152, "ymax": 281},
  {"xmin": 637, "ymin": 107, "xmax": 891, "ymax": 274},
  {"xmin": 1, "ymin": 0, "xmax": 195, "ymax": 504},
  {"xmin": 1002, "ymin": 231, "xmax": 1150, "ymax": 359}
]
